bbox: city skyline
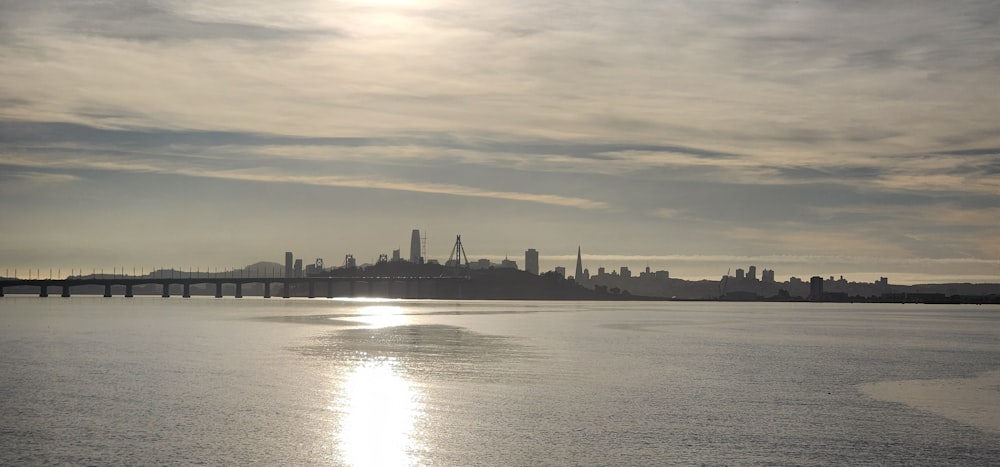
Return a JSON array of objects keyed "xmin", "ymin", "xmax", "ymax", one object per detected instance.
[
  {"xmin": 3, "ymin": 236, "xmax": 993, "ymax": 287},
  {"xmin": 1, "ymin": 1, "xmax": 998, "ymax": 285}
]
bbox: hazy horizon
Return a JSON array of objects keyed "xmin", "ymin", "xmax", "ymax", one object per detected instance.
[{"xmin": 1, "ymin": 0, "xmax": 998, "ymax": 285}]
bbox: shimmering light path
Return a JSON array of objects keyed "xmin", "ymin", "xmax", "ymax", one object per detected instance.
[{"xmin": 335, "ymin": 357, "xmax": 425, "ymax": 466}]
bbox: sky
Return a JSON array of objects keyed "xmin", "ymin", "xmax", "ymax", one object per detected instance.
[{"xmin": 1, "ymin": 0, "xmax": 998, "ymax": 284}]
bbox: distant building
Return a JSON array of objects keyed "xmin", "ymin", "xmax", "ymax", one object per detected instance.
[
  {"xmin": 620, "ymin": 266, "xmax": 631, "ymax": 279},
  {"xmin": 582, "ymin": 268, "xmax": 590, "ymax": 280},
  {"xmin": 876, "ymin": 277, "xmax": 889, "ymax": 287},
  {"xmin": 410, "ymin": 229, "xmax": 422, "ymax": 263},
  {"xmin": 575, "ymin": 246, "xmax": 584, "ymax": 280},
  {"xmin": 392, "ymin": 249, "xmax": 401, "ymax": 262},
  {"xmin": 597, "ymin": 266, "xmax": 605, "ymax": 277},
  {"xmin": 500, "ymin": 257, "xmax": 518, "ymax": 269},
  {"xmin": 285, "ymin": 252, "xmax": 293, "ymax": 278},
  {"xmin": 554, "ymin": 266, "xmax": 566, "ymax": 278},
  {"xmin": 736, "ymin": 268, "xmax": 745, "ymax": 280},
  {"xmin": 525, "ymin": 249, "xmax": 539, "ymax": 275},
  {"xmin": 305, "ymin": 258, "xmax": 324, "ymax": 276},
  {"xmin": 293, "ymin": 259, "xmax": 303, "ymax": 278},
  {"xmin": 761, "ymin": 269, "xmax": 775, "ymax": 283},
  {"xmin": 748, "ymin": 265, "xmax": 757, "ymax": 282},
  {"xmin": 810, "ymin": 276, "xmax": 824, "ymax": 301},
  {"xmin": 655, "ymin": 270, "xmax": 669, "ymax": 280},
  {"xmin": 474, "ymin": 258, "xmax": 491, "ymax": 270}
]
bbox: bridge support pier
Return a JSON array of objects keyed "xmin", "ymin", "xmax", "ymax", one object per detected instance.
[
  {"xmin": 162, "ymin": 283, "xmax": 170, "ymax": 298},
  {"xmin": 215, "ymin": 283, "xmax": 223, "ymax": 298},
  {"xmin": 263, "ymin": 282, "xmax": 271, "ymax": 298},
  {"xmin": 308, "ymin": 280, "xmax": 315, "ymax": 299},
  {"xmin": 40, "ymin": 285, "xmax": 48, "ymax": 298},
  {"xmin": 327, "ymin": 280, "xmax": 333, "ymax": 299},
  {"xmin": 182, "ymin": 284, "xmax": 190, "ymax": 298},
  {"xmin": 103, "ymin": 284, "xmax": 112, "ymax": 298},
  {"xmin": 282, "ymin": 282, "xmax": 290, "ymax": 299},
  {"xmin": 125, "ymin": 284, "xmax": 133, "ymax": 298},
  {"xmin": 61, "ymin": 285, "xmax": 70, "ymax": 297},
  {"xmin": 235, "ymin": 283, "xmax": 242, "ymax": 298},
  {"xmin": 0, "ymin": 286, "xmax": 4, "ymax": 297}
]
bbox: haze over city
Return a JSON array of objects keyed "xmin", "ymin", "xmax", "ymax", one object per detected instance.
[{"xmin": 1, "ymin": 0, "xmax": 998, "ymax": 284}]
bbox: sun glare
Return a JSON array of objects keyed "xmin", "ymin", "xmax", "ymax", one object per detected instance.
[
  {"xmin": 351, "ymin": 304, "xmax": 409, "ymax": 328},
  {"xmin": 335, "ymin": 359, "xmax": 425, "ymax": 466}
]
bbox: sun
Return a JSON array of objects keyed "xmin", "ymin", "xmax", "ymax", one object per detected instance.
[{"xmin": 357, "ymin": 0, "xmax": 417, "ymax": 5}]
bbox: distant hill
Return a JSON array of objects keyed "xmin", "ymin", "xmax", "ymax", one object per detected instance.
[{"xmin": 242, "ymin": 261, "xmax": 283, "ymax": 276}]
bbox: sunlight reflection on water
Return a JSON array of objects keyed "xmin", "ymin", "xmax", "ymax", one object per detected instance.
[
  {"xmin": 349, "ymin": 305, "xmax": 409, "ymax": 328},
  {"xmin": 335, "ymin": 357, "xmax": 425, "ymax": 466}
]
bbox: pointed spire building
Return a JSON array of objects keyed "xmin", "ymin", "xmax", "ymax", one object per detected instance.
[{"xmin": 575, "ymin": 246, "xmax": 584, "ymax": 280}]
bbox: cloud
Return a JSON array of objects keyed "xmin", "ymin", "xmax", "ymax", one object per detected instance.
[
  {"xmin": 0, "ymin": 152, "xmax": 608, "ymax": 210},
  {"xmin": 649, "ymin": 208, "xmax": 682, "ymax": 220},
  {"xmin": 178, "ymin": 170, "xmax": 610, "ymax": 209},
  {"xmin": 1, "ymin": 0, "xmax": 999, "ymax": 281},
  {"xmin": 2, "ymin": 171, "xmax": 80, "ymax": 184},
  {"xmin": 0, "ymin": 0, "xmax": 339, "ymax": 43}
]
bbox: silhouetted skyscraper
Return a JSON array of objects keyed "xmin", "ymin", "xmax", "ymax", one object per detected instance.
[
  {"xmin": 810, "ymin": 276, "xmax": 824, "ymax": 301},
  {"xmin": 762, "ymin": 269, "xmax": 775, "ymax": 283},
  {"xmin": 410, "ymin": 229, "xmax": 421, "ymax": 263},
  {"xmin": 748, "ymin": 265, "xmax": 757, "ymax": 282},
  {"xmin": 525, "ymin": 249, "xmax": 539, "ymax": 275},
  {"xmin": 575, "ymin": 246, "xmax": 584, "ymax": 280},
  {"xmin": 285, "ymin": 252, "xmax": 293, "ymax": 278}
]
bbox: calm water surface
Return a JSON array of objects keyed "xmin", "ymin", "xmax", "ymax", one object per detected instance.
[{"xmin": 1, "ymin": 298, "xmax": 998, "ymax": 465}]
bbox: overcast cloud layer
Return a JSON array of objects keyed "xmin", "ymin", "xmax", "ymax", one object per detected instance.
[{"xmin": 1, "ymin": 0, "xmax": 998, "ymax": 283}]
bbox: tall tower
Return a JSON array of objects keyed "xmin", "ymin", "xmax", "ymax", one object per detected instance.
[
  {"xmin": 575, "ymin": 246, "xmax": 584, "ymax": 280},
  {"xmin": 443, "ymin": 234, "xmax": 470, "ymax": 276},
  {"xmin": 284, "ymin": 252, "xmax": 293, "ymax": 278},
  {"xmin": 410, "ymin": 229, "xmax": 422, "ymax": 264},
  {"xmin": 525, "ymin": 249, "xmax": 539, "ymax": 275}
]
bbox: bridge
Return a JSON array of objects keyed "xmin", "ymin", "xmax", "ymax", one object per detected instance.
[{"xmin": 0, "ymin": 276, "xmax": 470, "ymax": 299}]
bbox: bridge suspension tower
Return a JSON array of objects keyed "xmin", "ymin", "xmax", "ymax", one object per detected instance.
[{"xmin": 442, "ymin": 235, "xmax": 470, "ymax": 277}]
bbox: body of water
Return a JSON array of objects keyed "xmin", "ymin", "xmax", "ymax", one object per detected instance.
[{"xmin": 1, "ymin": 298, "xmax": 998, "ymax": 465}]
